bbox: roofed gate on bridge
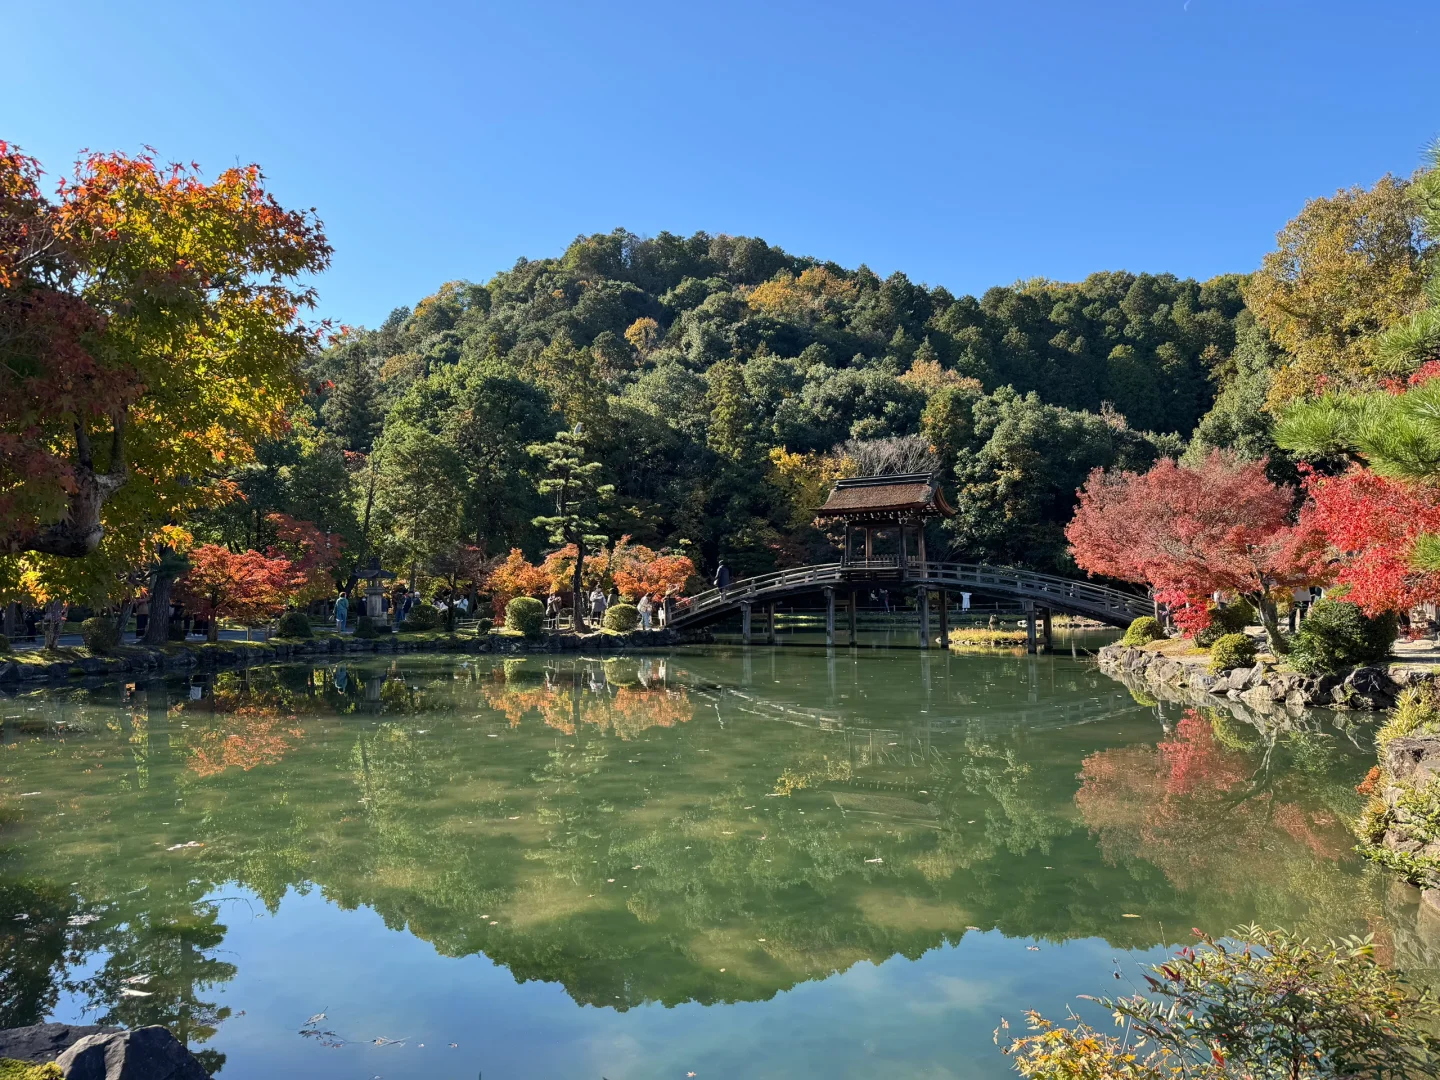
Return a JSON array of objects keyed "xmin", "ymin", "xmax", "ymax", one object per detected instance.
[{"xmin": 814, "ymin": 472, "xmax": 956, "ymax": 575}]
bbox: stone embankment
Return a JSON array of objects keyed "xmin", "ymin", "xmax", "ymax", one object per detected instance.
[
  {"xmin": 0, "ymin": 627, "xmax": 701, "ymax": 690},
  {"xmin": 1096, "ymin": 642, "xmax": 1429, "ymax": 714}
]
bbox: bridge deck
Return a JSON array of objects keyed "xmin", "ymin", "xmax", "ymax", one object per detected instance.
[{"xmin": 670, "ymin": 560, "xmax": 1149, "ymax": 631}]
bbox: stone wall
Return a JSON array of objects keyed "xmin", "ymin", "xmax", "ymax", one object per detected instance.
[{"xmin": 1096, "ymin": 642, "xmax": 1428, "ymax": 715}]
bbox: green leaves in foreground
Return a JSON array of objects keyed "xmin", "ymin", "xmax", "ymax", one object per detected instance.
[{"xmin": 1000, "ymin": 926, "xmax": 1440, "ymax": 1079}]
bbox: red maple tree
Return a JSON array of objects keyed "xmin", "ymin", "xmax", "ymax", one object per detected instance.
[
  {"xmin": 1066, "ymin": 452, "xmax": 1326, "ymax": 651},
  {"xmin": 178, "ymin": 544, "xmax": 294, "ymax": 641},
  {"xmin": 265, "ymin": 513, "xmax": 343, "ymax": 607},
  {"xmin": 1296, "ymin": 466, "xmax": 1440, "ymax": 615}
]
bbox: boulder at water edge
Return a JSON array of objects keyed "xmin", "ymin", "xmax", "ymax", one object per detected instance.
[{"xmin": 55, "ymin": 1027, "xmax": 208, "ymax": 1080}]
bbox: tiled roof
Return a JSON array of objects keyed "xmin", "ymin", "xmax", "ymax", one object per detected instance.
[{"xmin": 815, "ymin": 473, "xmax": 955, "ymax": 519}]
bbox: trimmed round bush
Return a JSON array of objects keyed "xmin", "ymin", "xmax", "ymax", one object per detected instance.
[
  {"xmin": 1288, "ymin": 597, "xmax": 1397, "ymax": 676},
  {"xmin": 602, "ymin": 603, "xmax": 640, "ymax": 632},
  {"xmin": 354, "ymin": 615, "xmax": 380, "ymax": 639},
  {"xmin": 1209, "ymin": 632, "xmax": 1257, "ymax": 673},
  {"xmin": 81, "ymin": 617, "xmax": 120, "ymax": 653},
  {"xmin": 276, "ymin": 611, "xmax": 312, "ymax": 639},
  {"xmin": 1196, "ymin": 599, "xmax": 1256, "ymax": 648},
  {"xmin": 401, "ymin": 602, "xmax": 440, "ymax": 632},
  {"xmin": 506, "ymin": 596, "xmax": 545, "ymax": 637},
  {"xmin": 1120, "ymin": 616, "xmax": 1163, "ymax": 647},
  {"xmin": 477, "ymin": 617, "xmax": 493, "ymax": 633}
]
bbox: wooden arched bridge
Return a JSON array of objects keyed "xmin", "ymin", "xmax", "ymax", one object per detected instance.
[{"xmin": 668, "ymin": 560, "xmax": 1151, "ymax": 651}]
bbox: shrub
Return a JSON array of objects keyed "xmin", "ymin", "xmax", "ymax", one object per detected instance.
[
  {"xmin": 1000, "ymin": 926, "xmax": 1440, "ymax": 1079},
  {"xmin": 477, "ymin": 617, "xmax": 493, "ymax": 632},
  {"xmin": 166, "ymin": 620, "xmax": 188, "ymax": 642},
  {"xmin": 1288, "ymin": 597, "xmax": 1397, "ymax": 676},
  {"xmin": 354, "ymin": 615, "xmax": 380, "ymax": 639},
  {"xmin": 1120, "ymin": 616, "xmax": 1162, "ymax": 647},
  {"xmin": 0, "ymin": 634, "xmax": 9, "ymax": 653},
  {"xmin": 401, "ymin": 602, "xmax": 440, "ymax": 631},
  {"xmin": 1209, "ymin": 632, "xmax": 1256, "ymax": 673},
  {"xmin": 80, "ymin": 617, "xmax": 120, "ymax": 653},
  {"xmin": 602, "ymin": 603, "xmax": 639, "ymax": 632},
  {"xmin": 506, "ymin": 596, "xmax": 545, "ymax": 637},
  {"xmin": 1378, "ymin": 684, "xmax": 1440, "ymax": 755},
  {"xmin": 1195, "ymin": 599, "xmax": 1256, "ymax": 648},
  {"xmin": 275, "ymin": 611, "xmax": 312, "ymax": 639}
]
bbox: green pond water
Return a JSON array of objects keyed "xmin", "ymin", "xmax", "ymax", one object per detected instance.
[{"xmin": 0, "ymin": 641, "xmax": 1412, "ymax": 1078}]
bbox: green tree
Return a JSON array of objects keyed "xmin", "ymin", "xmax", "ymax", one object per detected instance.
[{"xmin": 529, "ymin": 427, "xmax": 613, "ymax": 630}]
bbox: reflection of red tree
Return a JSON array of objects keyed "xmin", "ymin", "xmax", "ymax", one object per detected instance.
[
  {"xmin": 478, "ymin": 677, "xmax": 691, "ymax": 739},
  {"xmin": 178, "ymin": 691, "xmax": 305, "ymax": 777},
  {"xmin": 1075, "ymin": 711, "xmax": 1352, "ymax": 893}
]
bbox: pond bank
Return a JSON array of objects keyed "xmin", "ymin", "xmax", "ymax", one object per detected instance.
[
  {"xmin": 0, "ymin": 626, "xmax": 703, "ymax": 691},
  {"xmin": 1096, "ymin": 641, "xmax": 1438, "ymax": 714}
]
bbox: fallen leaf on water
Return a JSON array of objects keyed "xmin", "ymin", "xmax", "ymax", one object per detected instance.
[
  {"xmin": 448, "ymin": 1042, "xmax": 458, "ymax": 1048},
  {"xmin": 1026, "ymin": 946, "xmax": 1040, "ymax": 952}
]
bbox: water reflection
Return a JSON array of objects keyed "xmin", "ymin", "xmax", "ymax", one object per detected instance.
[{"xmin": 0, "ymin": 650, "xmax": 1399, "ymax": 1073}]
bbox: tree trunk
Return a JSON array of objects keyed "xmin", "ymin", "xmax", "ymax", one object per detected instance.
[
  {"xmin": 573, "ymin": 543, "xmax": 587, "ymax": 632},
  {"xmin": 1254, "ymin": 593, "xmax": 1289, "ymax": 655},
  {"xmin": 144, "ymin": 559, "xmax": 178, "ymax": 647}
]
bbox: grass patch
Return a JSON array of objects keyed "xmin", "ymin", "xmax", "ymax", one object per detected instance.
[{"xmin": 948, "ymin": 627, "xmax": 1027, "ymax": 649}]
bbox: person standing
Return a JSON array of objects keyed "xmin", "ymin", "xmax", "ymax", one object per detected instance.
[
  {"xmin": 546, "ymin": 592, "xmax": 564, "ymax": 629},
  {"xmin": 590, "ymin": 586, "xmax": 607, "ymax": 623},
  {"xmin": 335, "ymin": 591, "xmax": 349, "ymax": 634},
  {"xmin": 637, "ymin": 593, "xmax": 654, "ymax": 631},
  {"xmin": 714, "ymin": 560, "xmax": 732, "ymax": 599}
]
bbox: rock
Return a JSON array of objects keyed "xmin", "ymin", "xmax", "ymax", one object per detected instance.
[
  {"xmin": 1344, "ymin": 665, "xmax": 1396, "ymax": 710},
  {"xmin": 1386, "ymin": 736, "xmax": 1440, "ymax": 788},
  {"xmin": 56, "ymin": 1025, "xmax": 208, "ymax": 1080},
  {"xmin": 1240, "ymin": 684, "xmax": 1281, "ymax": 710},
  {"xmin": 1189, "ymin": 673, "xmax": 1218, "ymax": 692},
  {"xmin": 0, "ymin": 1023, "xmax": 120, "ymax": 1064}
]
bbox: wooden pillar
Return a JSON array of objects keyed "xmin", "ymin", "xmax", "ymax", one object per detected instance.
[
  {"xmin": 741, "ymin": 601, "xmax": 752, "ymax": 645},
  {"xmin": 767, "ymin": 601, "xmax": 777, "ymax": 645},
  {"xmin": 917, "ymin": 586, "xmax": 930, "ymax": 649},
  {"xmin": 938, "ymin": 589, "xmax": 949, "ymax": 646},
  {"xmin": 824, "ymin": 587, "xmax": 836, "ymax": 647},
  {"xmin": 1024, "ymin": 600, "xmax": 1037, "ymax": 654},
  {"xmin": 918, "ymin": 525, "xmax": 927, "ymax": 571},
  {"xmin": 1041, "ymin": 607, "xmax": 1052, "ymax": 652}
]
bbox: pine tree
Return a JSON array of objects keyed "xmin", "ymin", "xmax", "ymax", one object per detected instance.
[
  {"xmin": 529, "ymin": 427, "xmax": 613, "ymax": 630},
  {"xmin": 322, "ymin": 352, "xmax": 382, "ymax": 452}
]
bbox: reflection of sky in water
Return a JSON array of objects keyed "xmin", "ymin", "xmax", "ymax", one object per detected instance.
[{"xmin": 0, "ymin": 648, "xmax": 1396, "ymax": 1078}]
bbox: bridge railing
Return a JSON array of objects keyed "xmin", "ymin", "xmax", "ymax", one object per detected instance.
[{"xmin": 670, "ymin": 560, "xmax": 1150, "ymax": 626}]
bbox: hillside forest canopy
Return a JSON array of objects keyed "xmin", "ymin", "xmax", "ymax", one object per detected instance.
[{"xmin": 3, "ymin": 137, "xmax": 1438, "ymax": 616}]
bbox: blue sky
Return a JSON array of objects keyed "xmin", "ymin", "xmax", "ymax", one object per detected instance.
[{"xmin": 5, "ymin": 0, "xmax": 1438, "ymax": 328}]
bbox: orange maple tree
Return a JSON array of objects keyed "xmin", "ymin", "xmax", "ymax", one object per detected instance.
[{"xmin": 177, "ymin": 544, "xmax": 294, "ymax": 641}]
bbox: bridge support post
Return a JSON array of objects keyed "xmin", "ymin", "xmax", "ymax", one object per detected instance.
[
  {"xmin": 938, "ymin": 590, "xmax": 949, "ymax": 647},
  {"xmin": 917, "ymin": 587, "xmax": 930, "ymax": 649},
  {"xmin": 848, "ymin": 589, "xmax": 857, "ymax": 646},
  {"xmin": 824, "ymin": 587, "xmax": 836, "ymax": 647},
  {"xmin": 741, "ymin": 601, "xmax": 752, "ymax": 645},
  {"xmin": 1041, "ymin": 607, "xmax": 1052, "ymax": 652},
  {"xmin": 1024, "ymin": 600, "xmax": 1037, "ymax": 654},
  {"xmin": 767, "ymin": 602, "xmax": 777, "ymax": 645}
]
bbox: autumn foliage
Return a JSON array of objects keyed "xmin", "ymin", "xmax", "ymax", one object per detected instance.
[
  {"xmin": 608, "ymin": 536, "xmax": 695, "ymax": 600},
  {"xmin": 0, "ymin": 141, "xmax": 330, "ymax": 594},
  {"xmin": 1067, "ymin": 452, "xmax": 1326, "ymax": 644},
  {"xmin": 1297, "ymin": 466, "xmax": 1440, "ymax": 616},
  {"xmin": 483, "ymin": 548, "xmax": 550, "ymax": 616},
  {"xmin": 177, "ymin": 544, "xmax": 294, "ymax": 641}
]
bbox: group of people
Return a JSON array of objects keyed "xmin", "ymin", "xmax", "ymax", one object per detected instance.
[
  {"xmin": 333, "ymin": 587, "xmax": 428, "ymax": 633},
  {"xmin": 542, "ymin": 586, "xmax": 670, "ymax": 630}
]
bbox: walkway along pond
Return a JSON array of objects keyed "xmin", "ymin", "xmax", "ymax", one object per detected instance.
[{"xmin": 0, "ymin": 645, "xmax": 1421, "ymax": 1079}]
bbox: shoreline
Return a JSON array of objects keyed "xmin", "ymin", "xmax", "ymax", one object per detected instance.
[{"xmin": 0, "ymin": 627, "xmax": 707, "ymax": 693}]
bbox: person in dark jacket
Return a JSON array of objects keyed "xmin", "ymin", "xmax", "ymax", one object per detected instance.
[{"xmin": 714, "ymin": 561, "xmax": 732, "ymax": 598}]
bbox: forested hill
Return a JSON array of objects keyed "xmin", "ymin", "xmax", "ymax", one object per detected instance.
[{"xmin": 280, "ymin": 229, "xmax": 1253, "ymax": 576}]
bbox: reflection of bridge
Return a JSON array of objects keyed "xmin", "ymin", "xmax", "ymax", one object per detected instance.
[{"xmin": 669, "ymin": 560, "xmax": 1151, "ymax": 650}]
